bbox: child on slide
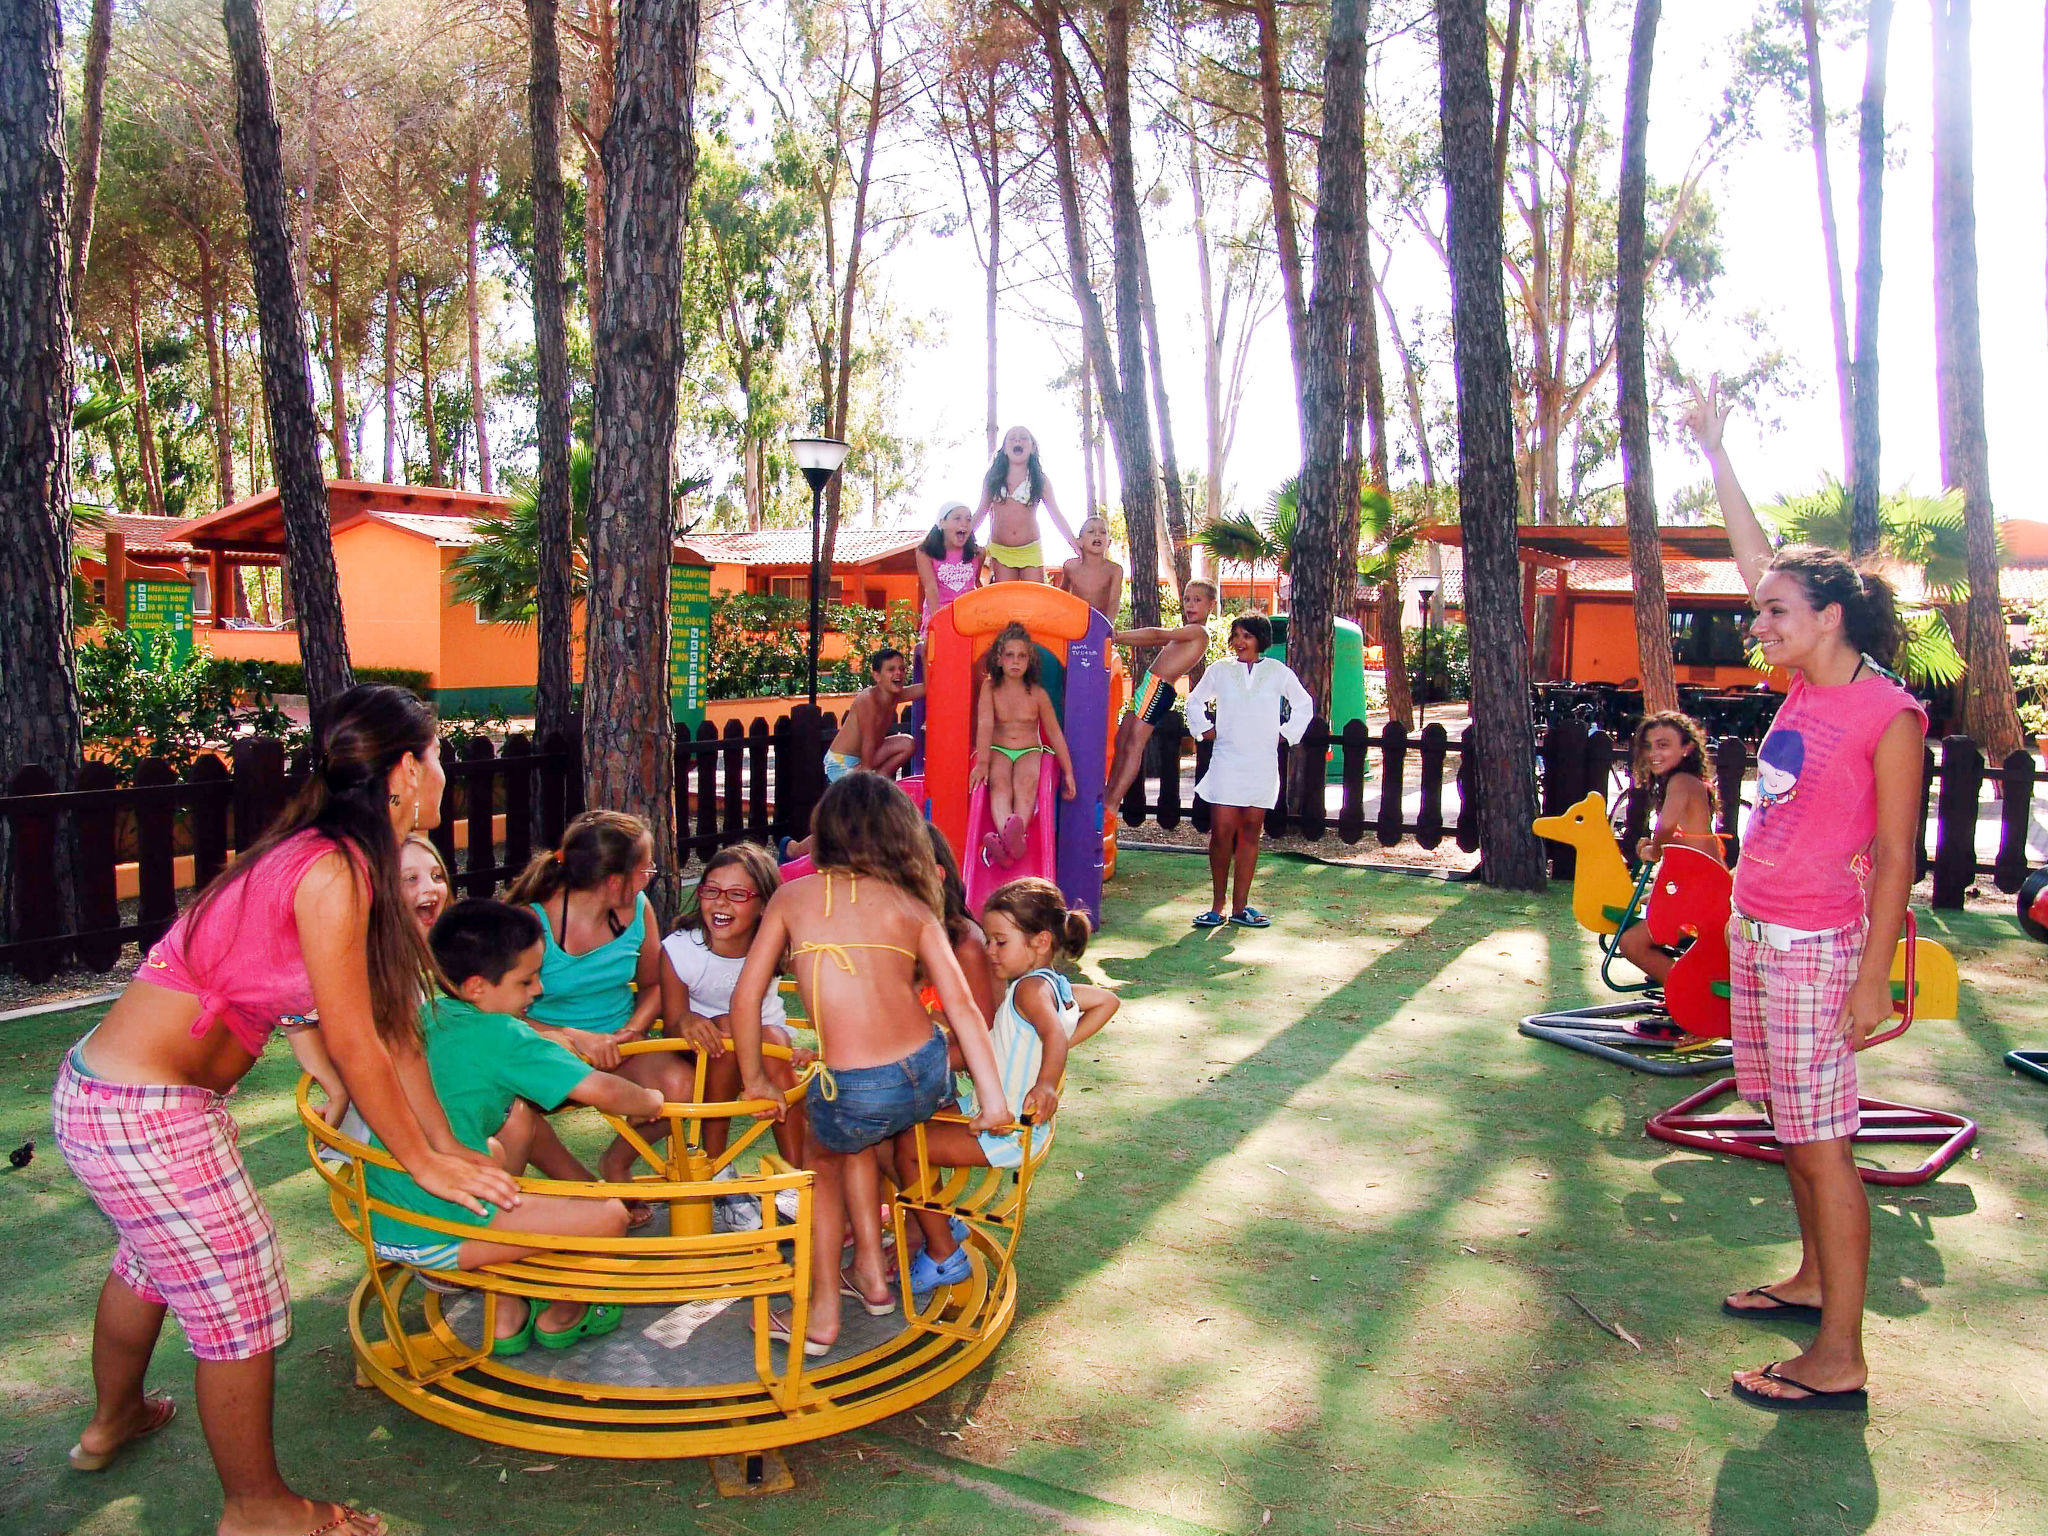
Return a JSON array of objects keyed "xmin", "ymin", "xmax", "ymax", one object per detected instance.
[
  {"xmin": 1057, "ymin": 515, "xmax": 1124, "ymax": 621},
  {"xmin": 892, "ymin": 878, "xmax": 1118, "ymax": 1294},
  {"xmin": 782, "ymin": 648, "xmax": 925, "ymax": 863},
  {"xmin": 972, "ymin": 622, "xmax": 1077, "ymax": 868},
  {"xmin": 971, "ymin": 425, "xmax": 1079, "ymax": 583},
  {"xmin": 363, "ymin": 900, "xmax": 664, "ymax": 1356},
  {"xmin": 916, "ymin": 500, "xmax": 982, "ymax": 633},
  {"xmin": 1615, "ymin": 711, "xmax": 1723, "ymax": 988},
  {"xmin": 727, "ymin": 773, "xmax": 1011, "ymax": 1352}
]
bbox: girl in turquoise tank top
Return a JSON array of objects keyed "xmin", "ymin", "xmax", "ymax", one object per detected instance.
[{"xmin": 504, "ymin": 812, "xmax": 662, "ymax": 1063}]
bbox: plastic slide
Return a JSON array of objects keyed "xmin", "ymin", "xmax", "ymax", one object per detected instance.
[
  {"xmin": 963, "ymin": 753, "xmax": 1061, "ymax": 914},
  {"xmin": 777, "ymin": 777, "xmax": 923, "ymax": 883}
]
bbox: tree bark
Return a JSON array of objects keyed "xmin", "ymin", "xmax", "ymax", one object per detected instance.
[
  {"xmin": 1136, "ymin": 241, "xmax": 1192, "ymax": 590},
  {"xmin": 223, "ymin": 0, "xmax": 353, "ymax": 707},
  {"xmin": 528, "ymin": 0, "xmax": 578, "ymax": 742},
  {"xmin": 819, "ymin": 16, "xmax": 887, "ymax": 573},
  {"xmin": 1617, "ymin": 0, "xmax": 1676, "ymax": 717},
  {"xmin": 127, "ymin": 274, "xmax": 165, "ymax": 517},
  {"xmin": 1290, "ymin": 0, "xmax": 1367, "ymax": 725},
  {"xmin": 324, "ymin": 267, "xmax": 353, "ymax": 478},
  {"xmin": 1494, "ymin": 0, "xmax": 1523, "ymax": 193},
  {"xmin": 1253, "ymin": 0, "xmax": 1308, "ymax": 422},
  {"xmin": 1362, "ymin": 212, "xmax": 1413, "ymax": 729},
  {"xmin": 465, "ymin": 149, "xmax": 492, "ymax": 493},
  {"xmin": 1188, "ymin": 108, "xmax": 1223, "ymax": 536},
  {"xmin": 1438, "ymin": 0, "xmax": 1545, "ymax": 890},
  {"xmin": 383, "ymin": 142, "xmax": 401, "ymax": 482},
  {"xmin": 984, "ymin": 82, "xmax": 1000, "ymax": 460},
  {"xmin": 195, "ymin": 233, "xmax": 236, "ymax": 502},
  {"xmin": 583, "ymin": 0, "xmax": 698, "ymax": 918},
  {"xmin": 1849, "ymin": 0, "xmax": 1893, "ymax": 559},
  {"xmin": 581, "ymin": 0, "xmax": 615, "ymax": 322},
  {"xmin": 67, "ymin": 0, "xmax": 114, "ymax": 307},
  {"xmin": 1801, "ymin": 0, "xmax": 1856, "ymax": 475},
  {"xmin": 1930, "ymin": 0, "xmax": 2021, "ymax": 760},
  {"xmin": 415, "ymin": 286, "xmax": 443, "ymax": 485},
  {"xmin": 0, "ymin": 0, "xmax": 84, "ymax": 812},
  {"xmin": 1079, "ymin": 343, "xmax": 1096, "ymax": 520}
]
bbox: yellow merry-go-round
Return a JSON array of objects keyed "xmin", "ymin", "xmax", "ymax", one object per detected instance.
[{"xmin": 297, "ymin": 1034, "xmax": 1056, "ymax": 1460}]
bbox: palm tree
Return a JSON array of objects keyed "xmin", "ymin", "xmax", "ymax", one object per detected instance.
[
  {"xmin": 449, "ymin": 444, "xmax": 593, "ymax": 624},
  {"xmin": 1192, "ymin": 476, "xmax": 1298, "ymax": 600},
  {"xmin": 1760, "ymin": 478, "xmax": 1969, "ymax": 687}
]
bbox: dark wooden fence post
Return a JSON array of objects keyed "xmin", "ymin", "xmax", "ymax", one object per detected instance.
[
  {"xmin": 779, "ymin": 707, "xmax": 825, "ymax": 843},
  {"xmin": 1190, "ymin": 737, "xmax": 1213, "ymax": 835},
  {"xmin": 1294, "ymin": 718, "xmax": 1330, "ymax": 841},
  {"xmin": 231, "ymin": 736, "xmax": 287, "ymax": 857},
  {"xmin": 74, "ymin": 761, "xmax": 124, "ymax": 972},
  {"xmin": 1266, "ymin": 732, "xmax": 1294, "ymax": 839},
  {"xmin": 427, "ymin": 736, "xmax": 460, "ymax": 877},
  {"xmin": 501, "ymin": 734, "xmax": 535, "ymax": 874},
  {"xmin": 1376, "ymin": 721, "xmax": 1409, "ymax": 847},
  {"xmin": 1153, "ymin": 715, "xmax": 1186, "ymax": 832},
  {"xmin": 748, "ymin": 718, "xmax": 771, "ymax": 835},
  {"xmin": 1415, "ymin": 722, "xmax": 1448, "ymax": 848},
  {"xmin": 133, "ymin": 759, "xmax": 180, "ymax": 953},
  {"xmin": 1992, "ymin": 750, "xmax": 2037, "ymax": 893},
  {"xmin": 188, "ymin": 755, "xmax": 231, "ymax": 891},
  {"xmin": 460, "ymin": 736, "xmax": 495, "ymax": 897},
  {"xmin": 1337, "ymin": 719, "xmax": 1369, "ymax": 843},
  {"xmin": 1537, "ymin": 719, "xmax": 1589, "ymax": 878},
  {"xmin": 1930, "ymin": 735, "xmax": 1983, "ymax": 909},
  {"xmin": 1713, "ymin": 736, "xmax": 1747, "ymax": 863},
  {"xmin": 1455, "ymin": 724, "xmax": 1481, "ymax": 852},
  {"xmin": 694, "ymin": 720, "xmax": 720, "ymax": 865},
  {"xmin": 722, "ymin": 720, "xmax": 746, "ymax": 845},
  {"xmin": 1913, "ymin": 741, "xmax": 1936, "ymax": 884},
  {"xmin": 538, "ymin": 731, "xmax": 572, "ymax": 851},
  {"xmin": 6, "ymin": 766, "xmax": 64, "ymax": 982}
]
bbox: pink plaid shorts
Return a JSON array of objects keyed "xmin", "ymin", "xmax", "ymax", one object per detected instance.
[
  {"xmin": 52, "ymin": 1051, "xmax": 291, "ymax": 1361},
  {"xmin": 1726, "ymin": 915, "xmax": 1867, "ymax": 1144}
]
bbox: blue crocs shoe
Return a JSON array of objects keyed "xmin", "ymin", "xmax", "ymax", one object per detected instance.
[{"xmin": 908, "ymin": 1245, "xmax": 972, "ymax": 1294}]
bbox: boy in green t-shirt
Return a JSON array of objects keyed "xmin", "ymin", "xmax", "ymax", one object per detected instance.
[{"xmin": 367, "ymin": 899, "xmax": 664, "ymax": 1356}]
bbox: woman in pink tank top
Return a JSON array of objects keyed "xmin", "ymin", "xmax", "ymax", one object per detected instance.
[
  {"xmin": 52, "ymin": 686, "xmax": 519, "ymax": 1536},
  {"xmin": 1686, "ymin": 385, "xmax": 1925, "ymax": 1416}
]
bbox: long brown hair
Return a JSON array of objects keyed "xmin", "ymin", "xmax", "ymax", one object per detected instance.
[
  {"xmin": 674, "ymin": 842, "xmax": 781, "ymax": 936},
  {"xmin": 925, "ymin": 823, "xmax": 976, "ymax": 947},
  {"xmin": 982, "ymin": 877, "xmax": 1091, "ymax": 961},
  {"xmin": 1768, "ymin": 544, "xmax": 1906, "ymax": 670},
  {"xmin": 183, "ymin": 683, "xmax": 437, "ymax": 1043},
  {"xmin": 505, "ymin": 809, "xmax": 652, "ymax": 907},
  {"xmin": 811, "ymin": 771, "xmax": 945, "ymax": 917},
  {"xmin": 1630, "ymin": 710, "xmax": 1719, "ymax": 818}
]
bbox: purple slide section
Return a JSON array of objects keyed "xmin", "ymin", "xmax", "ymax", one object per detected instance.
[{"xmin": 1054, "ymin": 613, "xmax": 1110, "ymax": 928}]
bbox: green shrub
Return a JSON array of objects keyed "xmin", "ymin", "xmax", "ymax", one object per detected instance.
[
  {"xmin": 78, "ymin": 626, "xmax": 304, "ymax": 779},
  {"xmin": 1402, "ymin": 620, "xmax": 1471, "ymax": 703},
  {"xmin": 705, "ymin": 592, "xmax": 920, "ymax": 700},
  {"xmin": 231, "ymin": 660, "xmax": 432, "ymax": 696}
]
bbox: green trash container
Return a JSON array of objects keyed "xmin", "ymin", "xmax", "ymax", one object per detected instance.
[{"xmin": 1265, "ymin": 614, "xmax": 1368, "ymax": 783}]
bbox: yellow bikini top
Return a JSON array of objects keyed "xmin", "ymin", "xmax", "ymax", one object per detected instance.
[{"xmin": 790, "ymin": 870, "xmax": 919, "ymax": 1101}]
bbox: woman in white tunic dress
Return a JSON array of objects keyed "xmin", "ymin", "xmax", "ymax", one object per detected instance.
[{"xmin": 1183, "ymin": 613, "xmax": 1312, "ymax": 928}]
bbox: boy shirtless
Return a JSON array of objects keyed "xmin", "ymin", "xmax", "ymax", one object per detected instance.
[
  {"xmin": 1104, "ymin": 580, "xmax": 1218, "ymax": 812},
  {"xmin": 1058, "ymin": 516, "xmax": 1124, "ymax": 621},
  {"xmin": 825, "ymin": 647, "xmax": 922, "ymax": 783}
]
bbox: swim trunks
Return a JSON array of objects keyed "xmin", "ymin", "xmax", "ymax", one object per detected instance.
[
  {"xmin": 824, "ymin": 750, "xmax": 859, "ymax": 783},
  {"xmin": 1130, "ymin": 669, "xmax": 1179, "ymax": 728},
  {"xmin": 986, "ymin": 539, "xmax": 1044, "ymax": 570}
]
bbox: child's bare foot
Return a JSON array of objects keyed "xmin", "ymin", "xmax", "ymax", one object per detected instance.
[{"xmin": 218, "ymin": 1496, "xmax": 385, "ymax": 1536}]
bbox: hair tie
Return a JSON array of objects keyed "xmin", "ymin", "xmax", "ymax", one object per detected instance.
[{"xmin": 553, "ymin": 849, "xmax": 564, "ymax": 864}]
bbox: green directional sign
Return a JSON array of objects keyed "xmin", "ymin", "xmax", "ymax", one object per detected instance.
[
  {"xmin": 126, "ymin": 579, "xmax": 194, "ymax": 672},
  {"xmin": 669, "ymin": 562, "xmax": 712, "ymax": 731}
]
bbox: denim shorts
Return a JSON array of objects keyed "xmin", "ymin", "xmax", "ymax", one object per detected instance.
[{"xmin": 808, "ymin": 1027, "xmax": 951, "ymax": 1154}]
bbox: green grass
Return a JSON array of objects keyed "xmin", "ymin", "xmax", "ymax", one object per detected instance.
[{"xmin": 4, "ymin": 849, "xmax": 2045, "ymax": 1535}]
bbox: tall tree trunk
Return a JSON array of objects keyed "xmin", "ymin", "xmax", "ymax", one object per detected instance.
[
  {"xmin": 1253, "ymin": 0, "xmax": 1307, "ymax": 420},
  {"xmin": 1493, "ymin": 0, "xmax": 1523, "ymax": 192},
  {"xmin": 0, "ymin": 0, "xmax": 84, "ymax": 838},
  {"xmin": 67, "ymin": 0, "xmax": 114, "ymax": 307},
  {"xmin": 528, "ymin": 0, "xmax": 577, "ymax": 741},
  {"xmin": 583, "ymin": 0, "xmax": 697, "ymax": 919},
  {"xmin": 414, "ymin": 286, "xmax": 443, "ymax": 485},
  {"xmin": 223, "ymin": 0, "xmax": 353, "ymax": 707},
  {"xmin": 465, "ymin": 150, "xmax": 492, "ymax": 493},
  {"xmin": 984, "ymin": 97, "xmax": 1000, "ymax": 460},
  {"xmin": 1136, "ymin": 244, "xmax": 1192, "ymax": 590},
  {"xmin": 1801, "ymin": 0, "xmax": 1856, "ymax": 475},
  {"xmin": 1363, "ymin": 212, "xmax": 1413, "ymax": 729},
  {"xmin": 127, "ymin": 275, "xmax": 165, "ymax": 517},
  {"xmin": 819, "ymin": 20, "xmax": 886, "ymax": 574},
  {"xmin": 1101, "ymin": 0, "xmax": 1165, "ymax": 625},
  {"xmin": 1188, "ymin": 109, "xmax": 1224, "ymax": 537},
  {"xmin": 382, "ymin": 142, "xmax": 401, "ymax": 482},
  {"xmin": 582, "ymin": 0, "xmax": 615, "ymax": 322},
  {"xmin": 325, "ymin": 267, "xmax": 353, "ymax": 478},
  {"xmin": 1849, "ymin": 0, "xmax": 1893, "ymax": 559},
  {"xmin": 1617, "ymin": 0, "xmax": 1676, "ymax": 716},
  {"xmin": 195, "ymin": 235, "xmax": 236, "ymax": 503},
  {"xmin": 1290, "ymin": 0, "xmax": 1367, "ymax": 726},
  {"xmin": 1078, "ymin": 343, "xmax": 1097, "ymax": 519},
  {"xmin": 1439, "ymin": 0, "xmax": 1544, "ymax": 890},
  {"xmin": 1930, "ymin": 0, "xmax": 2021, "ymax": 760}
]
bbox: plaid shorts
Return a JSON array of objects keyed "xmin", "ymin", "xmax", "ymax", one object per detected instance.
[
  {"xmin": 1726, "ymin": 915, "xmax": 1867, "ymax": 1145},
  {"xmin": 52, "ymin": 1052, "xmax": 292, "ymax": 1361}
]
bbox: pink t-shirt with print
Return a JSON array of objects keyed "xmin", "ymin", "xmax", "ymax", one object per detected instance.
[{"xmin": 1732, "ymin": 668, "xmax": 1926, "ymax": 928}]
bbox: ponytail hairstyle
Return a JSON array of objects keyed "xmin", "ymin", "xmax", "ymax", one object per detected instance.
[
  {"xmin": 810, "ymin": 771, "xmax": 945, "ymax": 918},
  {"xmin": 920, "ymin": 500, "xmax": 979, "ymax": 566},
  {"xmin": 674, "ymin": 842, "xmax": 781, "ymax": 936},
  {"xmin": 1767, "ymin": 544, "xmax": 1906, "ymax": 672},
  {"xmin": 183, "ymin": 683, "xmax": 438, "ymax": 1044},
  {"xmin": 982, "ymin": 876, "xmax": 1091, "ymax": 962},
  {"xmin": 925, "ymin": 822, "xmax": 976, "ymax": 947},
  {"xmin": 982, "ymin": 426, "xmax": 1045, "ymax": 507},
  {"xmin": 505, "ymin": 809, "xmax": 652, "ymax": 908},
  {"xmin": 1630, "ymin": 710, "xmax": 1719, "ymax": 819},
  {"xmin": 982, "ymin": 622, "xmax": 1042, "ymax": 689}
]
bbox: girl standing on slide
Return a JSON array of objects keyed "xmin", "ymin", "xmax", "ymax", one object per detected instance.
[
  {"xmin": 971, "ymin": 425, "xmax": 1079, "ymax": 583},
  {"xmin": 1685, "ymin": 381, "xmax": 1925, "ymax": 1413},
  {"xmin": 53, "ymin": 685, "xmax": 519, "ymax": 1536},
  {"xmin": 915, "ymin": 500, "xmax": 982, "ymax": 632}
]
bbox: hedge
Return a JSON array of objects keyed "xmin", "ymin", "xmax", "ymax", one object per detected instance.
[{"xmin": 220, "ymin": 659, "xmax": 433, "ymax": 696}]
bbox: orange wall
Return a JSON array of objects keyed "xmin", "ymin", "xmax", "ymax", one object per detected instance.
[
  {"xmin": 198, "ymin": 625, "xmax": 302, "ymax": 667},
  {"xmin": 1565, "ymin": 597, "xmax": 1765, "ymax": 688},
  {"xmin": 333, "ymin": 521, "xmax": 444, "ymax": 673}
]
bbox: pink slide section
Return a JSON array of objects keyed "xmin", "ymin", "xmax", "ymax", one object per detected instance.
[
  {"xmin": 963, "ymin": 754, "xmax": 1059, "ymax": 914},
  {"xmin": 777, "ymin": 776, "xmax": 924, "ymax": 884}
]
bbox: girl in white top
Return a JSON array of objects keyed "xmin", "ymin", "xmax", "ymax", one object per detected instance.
[
  {"xmin": 597, "ymin": 844, "xmax": 809, "ymax": 1182},
  {"xmin": 1183, "ymin": 612, "xmax": 1313, "ymax": 928},
  {"xmin": 891, "ymin": 878, "xmax": 1117, "ymax": 1295}
]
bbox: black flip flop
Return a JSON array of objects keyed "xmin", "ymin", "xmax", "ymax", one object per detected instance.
[
  {"xmin": 1731, "ymin": 1363, "xmax": 1868, "ymax": 1413},
  {"xmin": 1721, "ymin": 1285, "xmax": 1822, "ymax": 1326}
]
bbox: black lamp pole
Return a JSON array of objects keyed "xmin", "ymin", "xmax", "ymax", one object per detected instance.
[
  {"xmin": 1415, "ymin": 580, "xmax": 1439, "ymax": 730},
  {"xmin": 802, "ymin": 465, "xmax": 830, "ymax": 706}
]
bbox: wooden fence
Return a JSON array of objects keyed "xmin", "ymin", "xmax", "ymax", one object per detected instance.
[{"xmin": 2, "ymin": 707, "xmax": 2037, "ymax": 981}]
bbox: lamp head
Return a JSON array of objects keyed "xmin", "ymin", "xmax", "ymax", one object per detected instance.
[
  {"xmin": 1414, "ymin": 576, "xmax": 1440, "ymax": 602},
  {"xmin": 789, "ymin": 436, "xmax": 850, "ymax": 493}
]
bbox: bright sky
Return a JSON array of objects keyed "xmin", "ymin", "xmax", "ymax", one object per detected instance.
[{"xmin": 881, "ymin": 4, "xmax": 2048, "ymax": 556}]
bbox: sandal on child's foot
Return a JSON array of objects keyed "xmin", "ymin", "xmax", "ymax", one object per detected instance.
[
  {"xmin": 535, "ymin": 1302, "xmax": 624, "ymax": 1351},
  {"xmin": 839, "ymin": 1269, "xmax": 897, "ymax": 1317},
  {"xmin": 908, "ymin": 1246, "xmax": 972, "ymax": 1294},
  {"xmin": 68, "ymin": 1395, "xmax": 177, "ymax": 1472},
  {"xmin": 981, "ymin": 830, "xmax": 1008, "ymax": 868},
  {"xmin": 1192, "ymin": 910, "xmax": 1227, "ymax": 929},
  {"xmin": 765, "ymin": 1308, "xmax": 832, "ymax": 1357},
  {"xmin": 1229, "ymin": 907, "xmax": 1271, "ymax": 928}
]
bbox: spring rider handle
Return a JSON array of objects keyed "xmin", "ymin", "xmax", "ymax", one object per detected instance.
[{"xmin": 1862, "ymin": 911, "xmax": 1916, "ymax": 1049}]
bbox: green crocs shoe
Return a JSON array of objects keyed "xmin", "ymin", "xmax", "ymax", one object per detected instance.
[
  {"xmin": 535, "ymin": 1301, "xmax": 624, "ymax": 1350},
  {"xmin": 491, "ymin": 1302, "xmax": 539, "ymax": 1358}
]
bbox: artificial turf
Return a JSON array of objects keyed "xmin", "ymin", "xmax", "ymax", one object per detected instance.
[{"xmin": 3, "ymin": 847, "xmax": 2043, "ymax": 1535}]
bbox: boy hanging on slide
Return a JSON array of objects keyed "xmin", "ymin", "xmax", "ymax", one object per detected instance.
[{"xmin": 1104, "ymin": 580, "xmax": 1218, "ymax": 814}]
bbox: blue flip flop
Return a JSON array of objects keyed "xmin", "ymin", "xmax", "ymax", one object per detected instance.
[
  {"xmin": 1192, "ymin": 910, "xmax": 1227, "ymax": 928},
  {"xmin": 1229, "ymin": 907, "xmax": 1271, "ymax": 928}
]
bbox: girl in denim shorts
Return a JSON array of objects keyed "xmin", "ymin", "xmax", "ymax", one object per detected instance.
[{"xmin": 726, "ymin": 773, "xmax": 1012, "ymax": 1353}]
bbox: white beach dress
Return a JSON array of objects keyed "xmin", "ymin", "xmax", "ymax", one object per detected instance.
[{"xmin": 1184, "ymin": 656, "xmax": 1314, "ymax": 810}]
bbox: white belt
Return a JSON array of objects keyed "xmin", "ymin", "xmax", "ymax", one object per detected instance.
[{"xmin": 1732, "ymin": 912, "xmax": 1845, "ymax": 951}]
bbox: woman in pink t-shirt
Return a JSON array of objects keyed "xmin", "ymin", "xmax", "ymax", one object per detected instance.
[
  {"xmin": 53, "ymin": 686, "xmax": 519, "ymax": 1535},
  {"xmin": 1686, "ymin": 383, "xmax": 1925, "ymax": 1415}
]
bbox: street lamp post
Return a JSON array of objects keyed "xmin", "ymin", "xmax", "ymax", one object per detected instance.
[
  {"xmin": 1413, "ymin": 575, "xmax": 1440, "ymax": 730},
  {"xmin": 788, "ymin": 436, "xmax": 851, "ymax": 706}
]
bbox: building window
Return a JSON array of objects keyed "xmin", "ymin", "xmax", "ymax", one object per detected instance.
[
  {"xmin": 1669, "ymin": 606, "xmax": 1753, "ymax": 668},
  {"xmin": 190, "ymin": 569, "xmax": 212, "ymax": 615},
  {"xmin": 769, "ymin": 575, "xmax": 810, "ymax": 601}
]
